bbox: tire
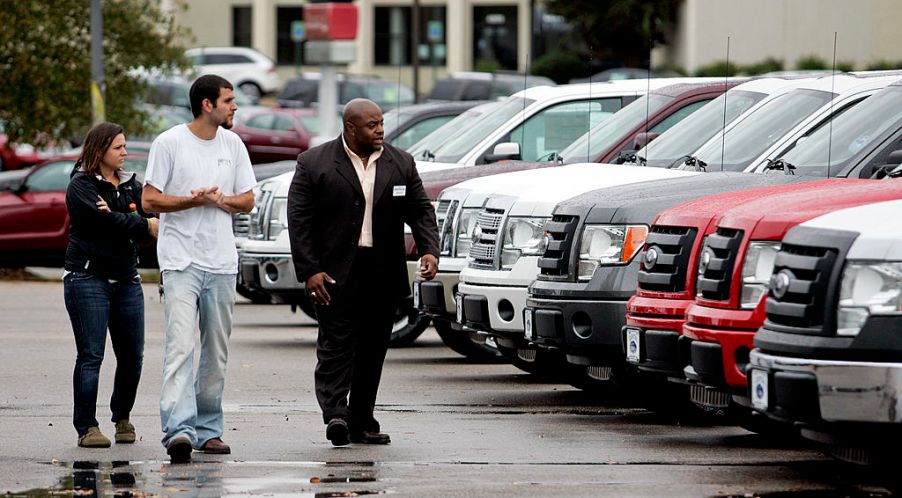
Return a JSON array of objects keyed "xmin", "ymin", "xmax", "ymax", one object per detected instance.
[
  {"xmin": 389, "ymin": 302, "xmax": 430, "ymax": 347},
  {"xmin": 433, "ymin": 319, "xmax": 502, "ymax": 362},
  {"xmin": 238, "ymin": 81, "xmax": 263, "ymax": 101}
]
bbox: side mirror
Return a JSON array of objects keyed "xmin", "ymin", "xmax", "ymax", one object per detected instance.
[
  {"xmin": 631, "ymin": 132, "xmax": 660, "ymax": 150},
  {"xmin": 885, "ymin": 149, "xmax": 902, "ymax": 166},
  {"xmin": 484, "ymin": 142, "xmax": 521, "ymax": 163}
]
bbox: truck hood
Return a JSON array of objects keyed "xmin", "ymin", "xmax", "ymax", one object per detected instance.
[
  {"xmin": 419, "ymin": 160, "xmax": 558, "ymax": 200},
  {"xmin": 718, "ymin": 178, "xmax": 902, "ymax": 240},
  {"xmin": 795, "ymin": 198, "xmax": 902, "ymax": 260},
  {"xmin": 555, "ymin": 172, "xmax": 810, "ymax": 226},
  {"xmin": 449, "ymin": 163, "xmax": 697, "ymax": 210}
]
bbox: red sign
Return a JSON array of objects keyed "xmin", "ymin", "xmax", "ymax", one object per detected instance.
[{"xmin": 304, "ymin": 3, "xmax": 358, "ymax": 41}]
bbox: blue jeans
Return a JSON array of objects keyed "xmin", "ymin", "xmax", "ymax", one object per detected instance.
[
  {"xmin": 64, "ymin": 272, "xmax": 144, "ymax": 437},
  {"xmin": 159, "ymin": 266, "xmax": 235, "ymax": 449}
]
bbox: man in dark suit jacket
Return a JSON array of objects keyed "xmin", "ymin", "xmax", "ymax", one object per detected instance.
[{"xmin": 287, "ymin": 98, "xmax": 439, "ymax": 446}]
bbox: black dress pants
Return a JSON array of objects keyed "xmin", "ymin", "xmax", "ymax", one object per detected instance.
[{"xmin": 313, "ymin": 248, "xmax": 397, "ymax": 430}]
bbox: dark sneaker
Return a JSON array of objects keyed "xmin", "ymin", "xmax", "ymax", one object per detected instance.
[
  {"xmin": 114, "ymin": 419, "xmax": 136, "ymax": 444},
  {"xmin": 78, "ymin": 427, "xmax": 111, "ymax": 448},
  {"xmin": 200, "ymin": 437, "xmax": 231, "ymax": 454},
  {"xmin": 166, "ymin": 436, "xmax": 192, "ymax": 464},
  {"xmin": 326, "ymin": 418, "xmax": 350, "ymax": 447},
  {"xmin": 350, "ymin": 430, "xmax": 391, "ymax": 445}
]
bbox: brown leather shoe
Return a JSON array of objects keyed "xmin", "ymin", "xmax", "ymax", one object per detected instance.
[{"xmin": 200, "ymin": 437, "xmax": 231, "ymax": 454}]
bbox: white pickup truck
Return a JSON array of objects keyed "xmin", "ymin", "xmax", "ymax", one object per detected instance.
[{"xmin": 748, "ymin": 196, "xmax": 902, "ymax": 465}]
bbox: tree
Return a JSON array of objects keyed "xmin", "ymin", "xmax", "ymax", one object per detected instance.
[
  {"xmin": 0, "ymin": 0, "xmax": 192, "ymax": 147},
  {"xmin": 545, "ymin": 0, "xmax": 680, "ymax": 69}
]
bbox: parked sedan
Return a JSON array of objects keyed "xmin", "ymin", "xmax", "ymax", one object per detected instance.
[
  {"xmin": 0, "ymin": 155, "xmax": 150, "ymax": 268},
  {"xmin": 232, "ymin": 108, "xmax": 320, "ymax": 164}
]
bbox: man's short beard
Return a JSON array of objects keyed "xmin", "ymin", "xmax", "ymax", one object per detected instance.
[{"xmin": 220, "ymin": 121, "xmax": 233, "ymax": 130}]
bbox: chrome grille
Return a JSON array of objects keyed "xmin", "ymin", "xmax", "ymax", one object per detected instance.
[
  {"xmin": 469, "ymin": 208, "xmax": 505, "ymax": 269},
  {"xmin": 437, "ymin": 199, "xmax": 457, "ymax": 256},
  {"xmin": 638, "ymin": 225, "xmax": 698, "ymax": 293},
  {"xmin": 232, "ymin": 212, "xmax": 251, "ymax": 238}
]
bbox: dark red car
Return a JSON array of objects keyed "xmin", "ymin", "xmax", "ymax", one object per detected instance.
[
  {"xmin": 233, "ymin": 108, "xmax": 320, "ymax": 164},
  {"xmin": 0, "ymin": 154, "xmax": 150, "ymax": 268}
]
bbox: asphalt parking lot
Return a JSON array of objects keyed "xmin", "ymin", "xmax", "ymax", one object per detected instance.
[{"xmin": 0, "ymin": 279, "xmax": 896, "ymax": 497}]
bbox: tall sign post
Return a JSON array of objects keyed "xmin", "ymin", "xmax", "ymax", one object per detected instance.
[
  {"xmin": 90, "ymin": 0, "xmax": 105, "ymax": 124},
  {"xmin": 426, "ymin": 20, "xmax": 443, "ymax": 90},
  {"xmin": 290, "ymin": 20, "xmax": 305, "ymax": 75},
  {"xmin": 304, "ymin": 3, "xmax": 358, "ymax": 140}
]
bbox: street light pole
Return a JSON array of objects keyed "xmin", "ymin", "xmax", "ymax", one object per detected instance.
[{"xmin": 90, "ymin": 0, "xmax": 105, "ymax": 124}]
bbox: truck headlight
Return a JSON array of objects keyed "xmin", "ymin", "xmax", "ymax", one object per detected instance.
[
  {"xmin": 837, "ymin": 261, "xmax": 902, "ymax": 336},
  {"xmin": 454, "ymin": 208, "xmax": 479, "ymax": 257},
  {"xmin": 577, "ymin": 225, "xmax": 648, "ymax": 281},
  {"xmin": 740, "ymin": 241, "xmax": 781, "ymax": 309},
  {"xmin": 500, "ymin": 216, "xmax": 548, "ymax": 269},
  {"xmin": 267, "ymin": 197, "xmax": 288, "ymax": 240}
]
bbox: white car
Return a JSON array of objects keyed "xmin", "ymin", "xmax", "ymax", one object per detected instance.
[{"xmin": 185, "ymin": 46, "xmax": 280, "ymax": 100}]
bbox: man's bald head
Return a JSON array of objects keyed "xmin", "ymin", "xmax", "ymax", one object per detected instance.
[{"xmin": 342, "ymin": 98, "xmax": 385, "ymax": 156}]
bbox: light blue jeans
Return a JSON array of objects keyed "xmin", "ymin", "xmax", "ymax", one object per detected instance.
[{"xmin": 159, "ymin": 266, "xmax": 235, "ymax": 449}]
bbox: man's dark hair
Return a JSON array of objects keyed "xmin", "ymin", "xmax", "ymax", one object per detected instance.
[{"xmin": 189, "ymin": 74, "xmax": 233, "ymax": 118}]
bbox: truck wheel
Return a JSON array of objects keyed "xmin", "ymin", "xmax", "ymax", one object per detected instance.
[
  {"xmin": 389, "ymin": 305, "xmax": 430, "ymax": 347},
  {"xmin": 238, "ymin": 81, "xmax": 263, "ymax": 101},
  {"xmin": 433, "ymin": 319, "xmax": 502, "ymax": 361},
  {"xmin": 236, "ymin": 282, "xmax": 271, "ymax": 304}
]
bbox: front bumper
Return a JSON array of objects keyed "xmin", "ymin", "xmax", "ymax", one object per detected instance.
[
  {"xmin": 239, "ymin": 252, "xmax": 303, "ymax": 300},
  {"xmin": 525, "ymin": 296, "xmax": 627, "ymax": 366},
  {"xmin": 624, "ymin": 294, "xmax": 694, "ymax": 376},
  {"xmin": 456, "ymin": 282, "xmax": 527, "ymax": 347},
  {"xmin": 682, "ymin": 322, "xmax": 756, "ymax": 390},
  {"xmin": 749, "ymin": 349, "xmax": 902, "ymax": 425},
  {"xmin": 415, "ymin": 271, "xmax": 460, "ymax": 319}
]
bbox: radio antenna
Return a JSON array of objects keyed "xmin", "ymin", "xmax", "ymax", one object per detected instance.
[
  {"xmin": 827, "ymin": 31, "xmax": 837, "ymax": 178},
  {"xmin": 643, "ymin": 37, "xmax": 651, "ymax": 164},
  {"xmin": 587, "ymin": 47, "xmax": 593, "ymax": 162},
  {"xmin": 522, "ymin": 53, "xmax": 529, "ymax": 151},
  {"xmin": 720, "ymin": 36, "xmax": 730, "ymax": 172}
]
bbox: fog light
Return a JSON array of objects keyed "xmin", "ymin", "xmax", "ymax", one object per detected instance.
[{"xmin": 264, "ymin": 263, "xmax": 279, "ymax": 283}]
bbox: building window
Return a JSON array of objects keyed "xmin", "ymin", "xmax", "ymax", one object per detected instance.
[
  {"xmin": 232, "ymin": 6, "xmax": 252, "ymax": 47},
  {"xmin": 374, "ymin": 6, "xmax": 447, "ymax": 66},
  {"xmin": 473, "ymin": 5, "xmax": 518, "ymax": 71},
  {"xmin": 276, "ymin": 6, "xmax": 304, "ymax": 65}
]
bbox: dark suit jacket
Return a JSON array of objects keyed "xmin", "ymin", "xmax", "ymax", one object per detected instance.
[{"xmin": 287, "ymin": 136, "xmax": 440, "ymax": 299}]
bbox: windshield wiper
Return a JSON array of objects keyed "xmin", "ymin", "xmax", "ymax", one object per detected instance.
[
  {"xmin": 764, "ymin": 158, "xmax": 796, "ymax": 175},
  {"xmin": 420, "ymin": 149, "xmax": 435, "ymax": 161},
  {"xmin": 614, "ymin": 151, "xmax": 646, "ymax": 166},
  {"xmin": 677, "ymin": 155, "xmax": 706, "ymax": 172}
]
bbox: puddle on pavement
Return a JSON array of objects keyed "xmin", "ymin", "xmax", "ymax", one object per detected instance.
[
  {"xmin": 715, "ymin": 490, "xmax": 892, "ymax": 497},
  {"xmin": 5, "ymin": 460, "xmax": 388, "ymax": 497}
]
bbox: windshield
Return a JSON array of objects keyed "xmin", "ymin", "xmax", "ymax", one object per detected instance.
[
  {"xmin": 638, "ymin": 90, "xmax": 766, "ymax": 168},
  {"xmin": 692, "ymin": 89, "xmax": 835, "ymax": 171},
  {"xmin": 298, "ymin": 115, "xmax": 321, "ymax": 135},
  {"xmin": 366, "ymin": 81, "xmax": 415, "ymax": 108},
  {"xmin": 778, "ymin": 86, "xmax": 902, "ymax": 176},
  {"xmin": 560, "ymin": 93, "xmax": 673, "ymax": 164},
  {"xmin": 432, "ymin": 97, "xmax": 535, "ymax": 163},
  {"xmin": 408, "ymin": 101, "xmax": 501, "ymax": 159},
  {"xmin": 382, "ymin": 108, "xmax": 415, "ymax": 138}
]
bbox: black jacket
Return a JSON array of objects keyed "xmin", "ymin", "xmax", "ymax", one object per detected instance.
[
  {"xmin": 287, "ymin": 136, "xmax": 439, "ymax": 299},
  {"xmin": 65, "ymin": 169, "xmax": 154, "ymax": 280}
]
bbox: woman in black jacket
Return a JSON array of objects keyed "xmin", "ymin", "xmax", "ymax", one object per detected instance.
[{"xmin": 64, "ymin": 122, "xmax": 158, "ymax": 448}]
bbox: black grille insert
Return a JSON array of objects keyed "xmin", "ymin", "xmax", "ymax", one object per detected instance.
[
  {"xmin": 638, "ymin": 225, "xmax": 697, "ymax": 293},
  {"xmin": 538, "ymin": 215, "xmax": 579, "ymax": 279},
  {"xmin": 764, "ymin": 242, "xmax": 837, "ymax": 331},
  {"xmin": 697, "ymin": 227, "xmax": 743, "ymax": 301}
]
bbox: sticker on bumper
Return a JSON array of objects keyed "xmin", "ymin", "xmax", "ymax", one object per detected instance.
[
  {"xmin": 625, "ymin": 328, "xmax": 641, "ymax": 363},
  {"xmin": 751, "ymin": 369, "xmax": 769, "ymax": 411}
]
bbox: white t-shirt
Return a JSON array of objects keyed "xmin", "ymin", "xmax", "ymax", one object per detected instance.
[{"xmin": 144, "ymin": 124, "xmax": 256, "ymax": 274}]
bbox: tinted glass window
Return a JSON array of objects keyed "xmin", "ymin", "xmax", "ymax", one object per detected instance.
[
  {"xmin": 205, "ymin": 53, "xmax": 252, "ymax": 64},
  {"xmin": 26, "ymin": 161, "xmax": 74, "ymax": 192},
  {"xmin": 245, "ymin": 113, "xmax": 275, "ymax": 130},
  {"xmin": 271, "ymin": 114, "xmax": 295, "ymax": 132},
  {"xmin": 298, "ymin": 116, "xmax": 321, "ymax": 135},
  {"xmin": 392, "ymin": 115, "xmax": 454, "ymax": 151},
  {"xmin": 432, "ymin": 97, "xmax": 534, "ymax": 163}
]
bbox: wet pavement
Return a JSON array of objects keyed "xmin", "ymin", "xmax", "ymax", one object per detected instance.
[{"xmin": 0, "ymin": 281, "xmax": 898, "ymax": 497}]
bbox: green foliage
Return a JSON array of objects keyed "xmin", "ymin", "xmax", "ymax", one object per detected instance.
[
  {"xmin": 740, "ymin": 57, "xmax": 784, "ymax": 75},
  {"xmin": 866, "ymin": 60, "xmax": 902, "ymax": 71},
  {"xmin": 0, "ymin": 0, "xmax": 192, "ymax": 147},
  {"xmin": 474, "ymin": 58, "xmax": 504, "ymax": 73},
  {"xmin": 693, "ymin": 60, "xmax": 739, "ymax": 77},
  {"xmin": 545, "ymin": 0, "xmax": 679, "ymax": 67},
  {"xmin": 794, "ymin": 54, "xmax": 829, "ymax": 70},
  {"xmin": 531, "ymin": 50, "xmax": 585, "ymax": 84},
  {"xmin": 836, "ymin": 61, "xmax": 855, "ymax": 72}
]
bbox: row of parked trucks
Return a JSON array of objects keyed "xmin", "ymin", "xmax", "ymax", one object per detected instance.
[{"xmin": 236, "ymin": 71, "xmax": 902, "ymax": 464}]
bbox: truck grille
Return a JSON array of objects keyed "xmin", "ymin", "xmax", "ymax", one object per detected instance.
[
  {"xmin": 764, "ymin": 242, "xmax": 838, "ymax": 332},
  {"xmin": 697, "ymin": 227, "xmax": 743, "ymax": 301},
  {"xmin": 232, "ymin": 212, "xmax": 251, "ymax": 238},
  {"xmin": 436, "ymin": 199, "xmax": 457, "ymax": 256},
  {"xmin": 468, "ymin": 208, "xmax": 505, "ymax": 269},
  {"xmin": 637, "ymin": 225, "xmax": 697, "ymax": 293},
  {"xmin": 538, "ymin": 215, "xmax": 579, "ymax": 278},
  {"xmin": 247, "ymin": 190, "xmax": 273, "ymax": 240}
]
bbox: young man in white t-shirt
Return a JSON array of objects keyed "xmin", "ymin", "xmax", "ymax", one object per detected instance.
[{"xmin": 142, "ymin": 74, "xmax": 256, "ymax": 463}]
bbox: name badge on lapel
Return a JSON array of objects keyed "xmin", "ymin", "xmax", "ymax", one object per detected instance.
[{"xmin": 393, "ymin": 185, "xmax": 406, "ymax": 197}]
